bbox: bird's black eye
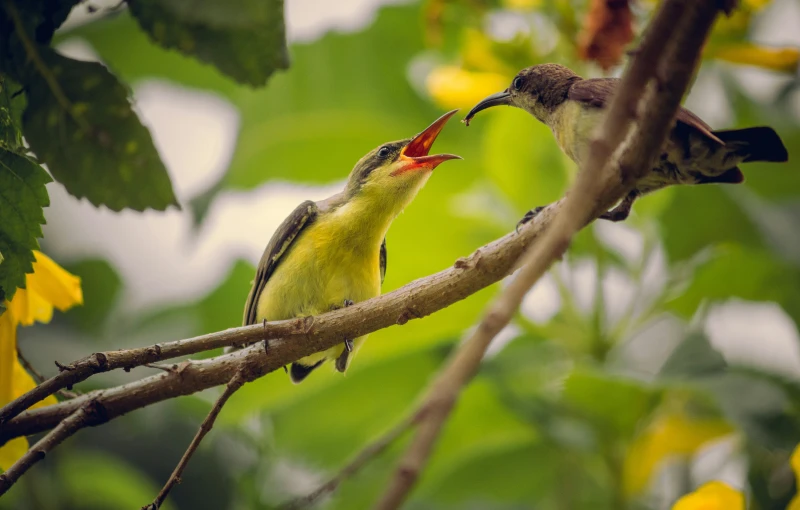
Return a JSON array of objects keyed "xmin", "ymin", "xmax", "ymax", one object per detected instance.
[
  {"xmin": 512, "ymin": 76, "xmax": 524, "ymax": 91},
  {"xmin": 378, "ymin": 146, "xmax": 391, "ymax": 158}
]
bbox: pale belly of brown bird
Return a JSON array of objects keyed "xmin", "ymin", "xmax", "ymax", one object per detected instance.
[{"xmin": 559, "ymin": 107, "xmax": 743, "ymax": 197}]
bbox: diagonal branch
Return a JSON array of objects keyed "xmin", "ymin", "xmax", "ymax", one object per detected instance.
[
  {"xmin": 144, "ymin": 368, "xmax": 249, "ymax": 510},
  {"xmin": 372, "ymin": 1, "xmax": 727, "ymax": 508},
  {"xmin": 0, "ymin": 400, "xmax": 105, "ymax": 496}
]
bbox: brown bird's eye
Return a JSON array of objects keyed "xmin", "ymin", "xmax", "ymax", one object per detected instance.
[
  {"xmin": 512, "ymin": 76, "xmax": 524, "ymax": 91},
  {"xmin": 378, "ymin": 146, "xmax": 391, "ymax": 158}
]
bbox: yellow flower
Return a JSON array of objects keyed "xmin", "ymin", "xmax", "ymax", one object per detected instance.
[
  {"xmin": 672, "ymin": 481, "xmax": 745, "ymax": 510},
  {"xmin": 0, "ymin": 251, "xmax": 82, "ymax": 471},
  {"xmin": 624, "ymin": 412, "xmax": 733, "ymax": 494},
  {"xmin": 427, "ymin": 66, "xmax": 509, "ymax": 110},
  {"xmin": 712, "ymin": 44, "xmax": 800, "ymax": 74},
  {"xmin": 502, "ymin": 0, "xmax": 542, "ymax": 9},
  {"xmin": 788, "ymin": 444, "xmax": 800, "ymax": 510}
]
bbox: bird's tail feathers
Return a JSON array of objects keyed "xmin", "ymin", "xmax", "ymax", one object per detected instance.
[
  {"xmin": 713, "ymin": 126, "xmax": 789, "ymax": 163},
  {"xmin": 290, "ymin": 360, "xmax": 324, "ymax": 384}
]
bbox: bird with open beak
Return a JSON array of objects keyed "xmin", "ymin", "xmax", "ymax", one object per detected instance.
[
  {"xmin": 231, "ymin": 111, "xmax": 461, "ymax": 383},
  {"xmin": 464, "ymin": 63, "xmax": 789, "ymax": 223}
]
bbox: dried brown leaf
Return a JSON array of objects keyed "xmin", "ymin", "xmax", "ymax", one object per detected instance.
[{"xmin": 578, "ymin": 0, "xmax": 635, "ymax": 71}]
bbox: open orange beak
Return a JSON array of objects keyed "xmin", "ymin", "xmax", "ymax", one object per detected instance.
[{"xmin": 391, "ymin": 110, "xmax": 462, "ymax": 176}]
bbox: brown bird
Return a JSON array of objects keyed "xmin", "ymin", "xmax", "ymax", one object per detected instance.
[{"xmin": 464, "ymin": 63, "xmax": 789, "ymax": 222}]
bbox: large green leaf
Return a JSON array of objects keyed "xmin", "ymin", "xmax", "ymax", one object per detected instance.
[
  {"xmin": 128, "ymin": 0, "xmax": 288, "ymax": 87},
  {"xmin": 0, "ymin": 76, "xmax": 24, "ymax": 152},
  {"xmin": 21, "ymin": 49, "xmax": 178, "ymax": 211},
  {"xmin": 666, "ymin": 245, "xmax": 800, "ymax": 322},
  {"xmin": 0, "ymin": 148, "xmax": 50, "ymax": 304},
  {"xmin": 562, "ymin": 369, "xmax": 657, "ymax": 438}
]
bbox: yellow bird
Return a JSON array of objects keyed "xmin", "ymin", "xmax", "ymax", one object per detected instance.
[{"xmin": 236, "ymin": 111, "xmax": 460, "ymax": 383}]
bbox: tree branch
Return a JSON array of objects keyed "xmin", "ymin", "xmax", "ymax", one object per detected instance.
[
  {"xmin": 0, "ymin": 400, "xmax": 104, "ymax": 496},
  {"xmin": 144, "ymin": 369, "xmax": 249, "ymax": 510},
  {"xmin": 0, "ymin": 204, "xmax": 552, "ymax": 428},
  {"xmin": 372, "ymin": 1, "xmax": 726, "ymax": 508},
  {"xmin": 0, "ymin": 201, "xmax": 561, "ymax": 445}
]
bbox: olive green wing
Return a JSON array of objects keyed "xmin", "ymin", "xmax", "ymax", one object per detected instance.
[
  {"xmin": 567, "ymin": 78, "xmax": 723, "ymax": 145},
  {"xmin": 380, "ymin": 238, "xmax": 387, "ymax": 285},
  {"xmin": 242, "ymin": 200, "xmax": 318, "ymax": 326}
]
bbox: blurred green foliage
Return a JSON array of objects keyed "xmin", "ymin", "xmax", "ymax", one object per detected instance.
[
  {"xmin": 2, "ymin": 1, "xmax": 800, "ymax": 510},
  {"xmin": 0, "ymin": 0, "xmax": 287, "ymax": 302}
]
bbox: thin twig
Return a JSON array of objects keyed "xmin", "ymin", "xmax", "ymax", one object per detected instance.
[
  {"xmin": 0, "ymin": 400, "xmax": 104, "ymax": 496},
  {"xmin": 17, "ymin": 350, "xmax": 80, "ymax": 400},
  {"xmin": 372, "ymin": 1, "xmax": 726, "ymax": 508},
  {"xmin": 281, "ymin": 413, "xmax": 419, "ymax": 510},
  {"xmin": 144, "ymin": 369, "xmax": 248, "ymax": 510}
]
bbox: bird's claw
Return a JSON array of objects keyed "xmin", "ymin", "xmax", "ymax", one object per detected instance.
[
  {"xmin": 516, "ymin": 206, "xmax": 545, "ymax": 233},
  {"xmin": 344, "ymin": 338, "xmax": 354, "ymax": 353}
]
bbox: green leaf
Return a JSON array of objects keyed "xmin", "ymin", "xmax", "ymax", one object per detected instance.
[
  {"xmin": 659, "ymin": 332, "xmax": 727, "ymax": 378},
  {"xmin": 562, "ymin": 369, "xmax": 656, "ymax": 437},
  {"xmin": 128, "ymin": 0, "xmax": 288, "ymax": 87},
  {"xmin": 21, "ymin": 49, "xmax": 178, "ymax": 211},
  {"xmin": 666, "ymin": 245, "xmax": 800, "ymax": 322},
  {"xmin": 0, "ymin": 75, "xmax": 24, "ymax": 152},
  {"xmin": 0, "ymin": 148, "xmax": 50, "ymax": 304},
  {"xmin": 699, "ymin": 372, "xmax": 796, "ymax": 449}
]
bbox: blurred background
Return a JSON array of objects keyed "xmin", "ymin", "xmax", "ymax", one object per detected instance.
[{"xmin": 4, "ymin": 0, "xmax": 800, "ymax": 508}]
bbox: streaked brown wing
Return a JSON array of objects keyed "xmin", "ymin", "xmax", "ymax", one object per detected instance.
[
  {"xmin": 567, "ymin": 78, "xmax": 723, "ymax": 145},
  {"xmin": 379, "ymin": 238, "xmax": 387, "ymax": 285},
  {"xmin": 242, "ymin": 200, "xmax": 318, "ymax": 326}
]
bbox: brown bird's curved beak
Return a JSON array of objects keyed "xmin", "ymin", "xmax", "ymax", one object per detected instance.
[
  {"xmin": 463, "ymin": 90, "xmax": 511, "ymax": 126},
  {"xmin": 393, "ymin": 110, "xmax": 462, "ymax": 176}
]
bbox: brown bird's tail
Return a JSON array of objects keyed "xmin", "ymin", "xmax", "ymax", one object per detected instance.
[{"xmin": 713, "ymin": 126, "xmax": 789, "ymax": 163}]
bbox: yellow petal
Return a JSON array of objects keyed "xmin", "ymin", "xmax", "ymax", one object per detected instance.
[
  {"xmin": 789, "ymin": 444, "xmax": 800, "ymax": 510},
  {"xmin": 12, "ymin": 359, "xmax": 58, "ymax": 409},
  {"xmin": 8, "ymin": 287, "xmax": 53, "ymax": 327},
  {"xmin": 0, "ymin": 437, "xmax": 29, "ymax": 472},
  {"xmin": 26, "ymin": 251, "xmax": 83, "ymax": 313},
  {"xmin": 0, "ymin": 311, "xmax": 17, "ymax": 404},
  {"xmin": 427, "ymin": 66, "xmax": 510, "ymax": 110},
  {"xmin": 713, "ymin": 44, "xmax": 800, "ymax": 73},
  {"xmin": 624, "ymin": 413, "xmax": 733, "ymax": 494},
  {"xmin": 672, "ymin": 481, "xmax": 745, "ymax": 510},
  {"xmin": 502, "ymin": 0, "xmax": 543, "ymax": 8},
  {"xmin": 9, "ymin": 251, "xmax": 82, "ymax": 326}
]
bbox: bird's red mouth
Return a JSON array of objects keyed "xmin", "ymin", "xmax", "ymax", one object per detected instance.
[{"xmin": 391, "ymin": 110, "xmax": 461, "ymax": 176}]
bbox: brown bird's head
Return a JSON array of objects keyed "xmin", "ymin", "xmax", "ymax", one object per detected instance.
[{"xmin": 464, "ymin": 63, "xmax": 582, "ymax": 125}]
